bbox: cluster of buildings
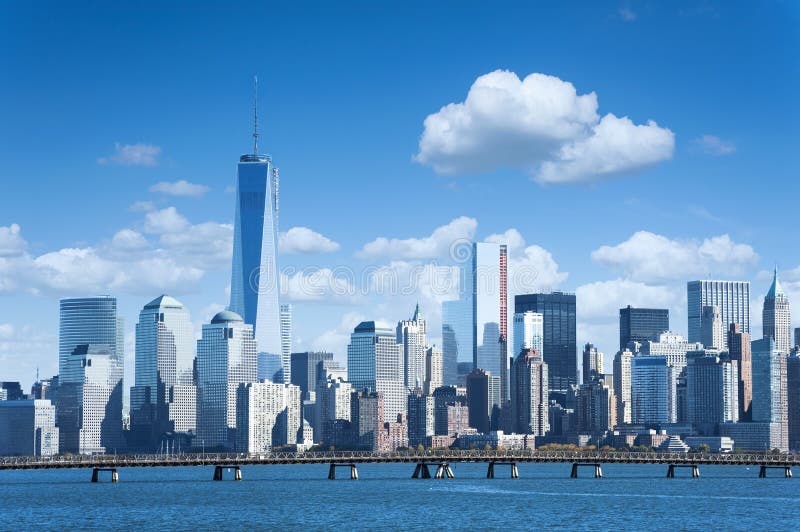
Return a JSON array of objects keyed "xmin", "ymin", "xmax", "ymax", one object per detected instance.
[{"xmin": 2, "ymin": 113, "xmax": 800, "ymax": 457}]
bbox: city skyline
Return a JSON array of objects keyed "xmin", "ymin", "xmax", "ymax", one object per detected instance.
[{"xmin": 1, "ymin": 2, "xmax": 799, "ymax": 391}]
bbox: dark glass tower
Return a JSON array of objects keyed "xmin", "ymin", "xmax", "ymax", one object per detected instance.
[
  {"xmin": 514, "ymin": 292, "xmax": 576, "ymax": 401},
  {"xmin": 619, "ymin": 306, "xmax": 670, "ymax": 350}
]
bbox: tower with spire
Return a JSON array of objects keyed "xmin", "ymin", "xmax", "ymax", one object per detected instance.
[
  {"xmin": 397, "ymin": 303, "xmax": 428, "ymax": 389},
  {"xmin": 763, "ymin": 267, "xmax": 792, "ymax": 354}
]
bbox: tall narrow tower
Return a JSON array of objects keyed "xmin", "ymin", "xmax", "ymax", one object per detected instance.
[
  {"xmin": 229, "ymin": 78, "xmax": 284, "ymax": 379},
  {"xmin": 763, "ymin": 267, "xmax": 791, "ymax": 354}
]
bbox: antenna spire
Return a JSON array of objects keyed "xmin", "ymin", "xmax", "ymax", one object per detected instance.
[{"xmin": 253, "ymin": 75, "xmax": 259, "ymax": 155}]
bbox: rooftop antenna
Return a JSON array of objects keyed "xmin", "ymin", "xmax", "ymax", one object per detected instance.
[{"xmin": 253, "ymin": 75, "xmax": 259, "ymax": 155}]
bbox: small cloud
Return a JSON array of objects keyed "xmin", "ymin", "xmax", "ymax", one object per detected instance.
[
  {"xmin": 618, "ymin": 7, "xmax": 637, "ymax": 21},
  {"xmin": 150, "ymin": 180, "xmax": 210, "ymax": 198},
  {"xmin": 224, "ymin": 185, "xmax": 236, "ymax": 194},
  {"xmin": 143, "ymin": 207, "xmax": 189, "ymax": 234},
  {"xmin": 693, "ymin": 135, "xmax": 736, "ymax": 156},
  {"xmin": 0, "ymin": 224, "xmax": 27, "ymax": 257},
  {"xmin": 129, "ymin": 200, "xmax": 156, "ymax": 212},
  {"xmin": 98, "ymin": 143, "xmax": 161, "ymax": 167},
  {"xmin": 279, "ymin": 227, "xmax": 340, "ymax": 254}
]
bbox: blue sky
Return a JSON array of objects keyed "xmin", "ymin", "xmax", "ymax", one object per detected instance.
[{"xmin": 1, "ymin": 1, "xmax": 798, "ymax": 389}]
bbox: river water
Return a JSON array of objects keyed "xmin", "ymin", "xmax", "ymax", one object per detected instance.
[{"xmin": 0, "ymin": 462, "xmax": 797, "ymax": 530}]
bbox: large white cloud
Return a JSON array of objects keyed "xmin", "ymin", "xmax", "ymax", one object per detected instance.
[
  {"xmin": 358, "ymin": 216, "xmax": 477, "ymax": 260},
  {"xmin": 591, "ymin": 231, "xmax": 758, "ymax": 283},
  {"xmin": 576, "ymin": 278, "xmax": 678, "ymax": 320},
  {"xmin": 279, "ymin": 227, "xmax": 340, "ymax": 254},
  {"xmin": 415, "ymin": 70, "xmax": 674, "ymax": 183}
]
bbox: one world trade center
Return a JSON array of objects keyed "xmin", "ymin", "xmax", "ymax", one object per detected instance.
[{"xmin": 229, "ymin": 78, "xmax": 287, "ymax": 382}]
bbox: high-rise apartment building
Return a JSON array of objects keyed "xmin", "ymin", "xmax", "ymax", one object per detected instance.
[
  {"xmin": 514, "ymin": 292, "xmax": 577, "ymax": 399},
  {"xmin": 228, "ymin": 105, "xmax": 284, "ymax": 380},
  {"xmin": 351, "ymin": 389, "xmax": 383, "ymax": 451},
  {"xmin": 196, "ymin": 311, "xmax": 258, "ymax": 450},
  {"xmin": 763, "ymin": 268, "xmax": 792, "ymax": 354},
  {"xmin": 466, "ymin": 369, "xmax": 501, "ymax": 434},
  {"xmin": 687, "ymin": 280, "xmax": 750, "ymax": 349},
  {"xmin": 442, "ymin": 242, "xmax": 507, "ymax": 398},
  {"xmin": 619, "ymin": 306, "xmax": 669, "ymax": 350},
  {"xmin": 407, "ymin": 391, "xmax": 435, "ymax": 447},
  {"xmin": 397, "ymin": 304, "xmax": 428, "ymax": 389},
  {"xmin": 58, "ymin": 344, "xmax": 123, "ymax": 454},
  {"xmin": 575, "ymin": 379, "xmax": 614, "ymax": 434},
  {"xmin": 728, "ymin": 323, "xmax": 752, "ymax": 421},
  {"xmin": 130, "ymin": 295, "xmax": 196, "ymax": 451},
  {"xmin": 347, "ymin": 321, "xmax": 406, "ymax": 421},
  {"xmin": 751, "ymin": 337, "xmax": 788, "ymax": 451},
  {"xmin": 510, "ymin": 349, "xmax": 549, "ymax": 436},
  {"xmin": 235, "ymin": 381, "xmax": 301, "ymax": 452},
  {"xmin": 700, "ymin": 305, "xmax": 725, "ymax": 350},
  {"xmin": 582, "ymin": 343, "xmax": 603, "ymax": 384},
  {"xmin": 613, "ymin": 349, "xmax": 634, "ymax": 425}
]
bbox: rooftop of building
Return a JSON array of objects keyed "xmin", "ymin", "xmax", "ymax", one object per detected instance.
[{"xmin": 211, "ymin": 310, "xmax": 244, "ymax": 324}]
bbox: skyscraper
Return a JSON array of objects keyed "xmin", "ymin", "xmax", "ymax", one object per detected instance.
[
  {"xmin": 397, "ymin": 304, "xmax": 428, "ymax": 389},
  {"xmin": 751, "ymin": 337, "xmax": 788, "ymax": 451},
  {"xmin": 613, "ymin": 348, "xmax": 633, "ymax": 425},
  {"xmin": 728, "ymin": 323, "xmax": 752, "ymax": 421},
  {"xmin": 619, "ymin": 306, "xmax": 669, "ymax": 350},
  {"xmin": 442, "ymin": 242, "xmax": 507, "ymax": 397},
  {"xmin": 582, "ymin": 343, "xmax": 603, "ymax": 384},
  {"xmin": 235, "ymin": 381, "xmax": 301, "ymax": 452},
  {"xmin": 59, "ymin": 296, "xmax": 124, "ymax": 378},
  {"xmin": 787, "ymin": 353, "xmax": 800, "ymax": 451},
  {"xmin": 424, "ymin": 345, "xmax": 443, "ymax": 395},
  {"xmin": 58, "ymin": 344, "xmax": 123, "ymax": 454},
  {"xmin": 637, "ymin": 331, "xmax": 703, "ymax": 376},
  {"xmin": 515, "ymin": 292, "xmax": 577, "ymax": 399},
  {"xmin": 130, "ymin": 295, "xmax": 196, "ymax": 451},
  {"xmin": 700, "ymin": 305, "xmax": 725, "ymax": 350},
  {"xmin": 510, "ymin": 348, "xmax": 549, "ymax": 436},
  {"xmin": 0, "ymin": 399, "xmax": 59, "ymax": 456},
  {"xmin": 290, "ymin": 351, "xmax": 334, "ymax": 401},
  {"xmin": 685, "ymin": 354, "xmax": 738, "ymax": 434},
  {"xmin": 512, "ymin": 311, "xmax": 543, "ymax": 356},
  {"xmin": 347, "ymin": 321, "xmax": 405, "ymax": 421},
  {"xmin": 763, "ymin": 268, "xmax": 792, "ymax": 354},
  {"xmin": 575, "ymin": 379, "xmax": 614, "ymax": 434},
  {"xmin": 280, "ymin": 304, "xmax": 292, "ymax": 382},
  {"xmin": 196, "ymin": 311, "xmax": 258, "ymax": 450},
  {"xmin": 407, "ymin": 390, "xmax": 435, "ymax": 447},
  {"xmin": 229, "ymin": 87, "xmax": 284, "ymax": 380},
  {"xmin": 466, "ymin": 369, "xmax": 500, "ymax": 434},
  {"xmin": 687, "ymin": 280, "xmax": 750, "ymax": 348},
  {"xmin": 630, "ymin": 356, "xmax": 675, "ymax": 425}
]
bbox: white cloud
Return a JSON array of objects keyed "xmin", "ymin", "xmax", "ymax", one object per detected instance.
[
  {"xmin": 97, "ymin": 143, "xmax": 161, "ymax": 167},
  {"xmin": 111, "ymin": 229, "xmax": 149, "ymax": 253},
  {"xmin": 143, "ymin": 207, "xmax": 189, "ymax": 234},
  {"xmin": 0, "ymin": 224, "xmax": 26, "ymax": 257},
  {"xmin": 150, "ymin": 180, "xmax": 210, "ymax": 197},
  {"xmin": 158, "ymin": 221, "xmax": 233, "ymax": 269},
  {"xmin": 577, "ymin": 279, "xmax": 677, "ymax": 320},
  {"xmin": 591, "ymin": 231, "xmax": 758, "ymax": 282},
  {"xmin": 279, "ymin": 227, "xmax": 340, "ymax": 254},
  {"xmin": 358, "ymin": 216, "xmax": 477, "ymax": 260},
  {"xmin": 415, "ymin": 70, "xmax": 674, "ymax": 183},
  {"xmin": 311, "ymin": 311, "xmax": 367, "ymax": 362},
  {"xmin": 129, "ymin": 200, "xmax": 156, "ymax": 212},
  {"xmin": 0, "ymin": 323, "xmax": 57, "ymax": 384},
  {"xmin": 618, "ymin": 7, "xmax": 637, "ymax": 21},
  {"xmin": 281, "ymin": 268, "xmax": 360, "ymax": 303},
  {"xmin": 693, "ymin": 134, "xmax": 736, "ymax": 156},
  {"xmin": 486, "ymin": 228, "xmax": 568, "ymax": 293}
]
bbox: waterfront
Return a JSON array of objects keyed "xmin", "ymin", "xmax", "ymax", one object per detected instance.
[{"xmin": 1, "ymin": 463, "xmax": 798, "ymax": 530}]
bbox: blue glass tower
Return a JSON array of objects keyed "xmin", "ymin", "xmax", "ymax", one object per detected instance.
[{"xmin": 229, "ymin": 79, "xmax": 285, "ymax": 381}]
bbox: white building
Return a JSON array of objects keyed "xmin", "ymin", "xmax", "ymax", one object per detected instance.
[
  {"xmin": 613, "ymin": 349, "xmax": 634, "ymax": 425},
  {"xmin": 280, "ymin": 304, "xmax": 292, "ymax": 382},
  {"xmin": 700, "ymin": 305, "xmax": 725, "ymax": 350},
  {"xmin": 236, "ymin": 381, "xmax": 301, "ymax": 453},
  {"xmin": 639, "ymin": 331, "xmax": 703, "ymax": 375},
  {"xmin": 424, "ymin": 345, "xmax": 443, "ymax": 394},
  {"xmin": 58, "ymin": 344, "xmax": 123, "ymax": 454},
  {"xmin": 130, "ymin": 295, "xmax": 196, "ymax": 450},
  {"xmin": 196, "ymin": 311, "xmax": 258, "ymax": 450},
  {"xmin": 687, "ymin": 280, "xmax": 751, "ymax": 348},
  {"xmin": 763, "ymin": 268, "xmax": 792, "ymax": 354},
  {"xmin": 397, "ymin": 304, "xmax": 428, "ymax": 389}
]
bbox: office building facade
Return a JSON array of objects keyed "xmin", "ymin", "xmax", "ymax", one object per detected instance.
[
  {"xmin": 0, "ymin": 399, "xmax": 58, "ymax": 456},
  {"xmin": 619, "ymin": 306, "xmax": 669, "ymax": 350},
  {"xmin": 687, "ymin": 280, "xmax": 750, "ymax": 349},
  {"xmin": 763, "ymin": 268, "xmax": 792, "ymax": 354},
  {"xmin": 631, "ymin": 356, "xmax": 675, "ymax": 425},
  {"xmin": 510, "ymin": 349, "xmax": 549, "ymax": 436},
  {"xmin": 397, "ymin": 304, "xmax": 428, "ymax": 389},
  {"xmin": 728, "ymin": 324, "xmax": 752, "ymax": 421},
  {"xmin": 751, "ymin": 337, "xmax": 788, "ymax": 451}
]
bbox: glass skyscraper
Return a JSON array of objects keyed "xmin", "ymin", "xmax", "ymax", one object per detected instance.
[
  {"xmin": 442, "ymin": 242, "xmax": 507, "ymax": 395},
  {"xmin": 514, "ymin": 292, "xmax": 577, "ymax": 399},
  {"xmin": 619, "ymin": 305, "xmax": 669, "ymax": 350},
  {"xmin": 687, "ymin": 280, "xmax": 750, "ymax": 348},
  {"xmin": 229, "ymin": 146, "xmax": 283, "ymax": 379},
  {"xmin": 59, "ymin": 296, "xmax": 124, "ymax": 376}
]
